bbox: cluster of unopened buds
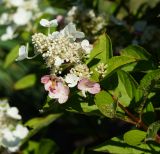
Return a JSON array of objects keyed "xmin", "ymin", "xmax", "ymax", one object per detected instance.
[
  {"xmin": 16, "ymin": 18, "xmax": 101, "ymax": 104},
  {"xmin": 0, "ymin": 100, "xmax": 28, "ymax": 152}
]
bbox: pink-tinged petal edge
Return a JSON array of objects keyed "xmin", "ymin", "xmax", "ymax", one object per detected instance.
[
  {"xmin": 88, "ymin": 83, "xmax": 101, "ymax": 94},
  {"xmin": 48, "ymin": 82, "xmax": 70, "ymax": 104},
  {"xmin": 41, "ymin": 75, "xmax": 50, "ymax": 84},
  {"xmin": 77, "ymin": 78, "xmax": 88, "ymax": 90},
  {"xmin": 44, "ymin": 80, "xmax": 52, "ymax": 91},
  {"xmin": 78, "ymin": 78, "xmax": 101, "ymax": 95}
]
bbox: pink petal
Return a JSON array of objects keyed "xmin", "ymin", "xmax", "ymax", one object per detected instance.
[
  {"xmin": 77, "ymin": 78, "xmax": 88, "ymax": 91},
  {"xmin": 44, "ymin": 80, "xmax": 52, "ymax": 91},
  {"xmin": 49, "ymin": 82, "xmax": 70, "ymax": 103},
  {"xmin": 88, "ymin": 83, "xmax": 101, "ymax": 94},
  {"xmin": 78, "ymin": 78, "xmax": 101, "ymax": 95},
  {"xmin": 58, "ymin": 95, "xmax": 69, "ymax": 104},
  {"xmin": 41, "ymin": 75, "xmax": 50, "ymax": 84}
]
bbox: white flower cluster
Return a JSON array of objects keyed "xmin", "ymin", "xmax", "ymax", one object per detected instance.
[
  {"xmin": 0, "ymin": 0, "xmax": 41, "ymax": 41},
  {"xmin": 16, "ymin": 19, "xmax": 101, "ymax": 103},
  {"xmin": 66, "ymin": 6, "xmax": 107, "ymax": 40},
  {"xmin": 31, "ymin": 20, "xmax": 93, "ymax": 77},
  {"xmin": 0, "ymin": 100, "xmax": 29, "ymax": 152},
  {"xmin": 95, "ymin": 63, "xmax": 108, "ymax": 78}
]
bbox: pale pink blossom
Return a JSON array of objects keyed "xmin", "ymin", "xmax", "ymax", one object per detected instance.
[
  {"xmin": 77, "ymin": 78, "xmax": 101, "ymax": 97},
  {"xmin": 49, "ymin": 82, "xmax": 69, "ymax": 104},
  {"xmin": 41, "ymin": 75, "xmax": 53, "ymax": 91},
  {"xmin": 41, "ymin": 75, "xmax": 69, "ymax": 103}
]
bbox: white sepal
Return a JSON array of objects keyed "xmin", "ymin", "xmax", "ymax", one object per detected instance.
[{"xmin": 40, "ymin": 19, "xmax": 58, "ymax": 27}]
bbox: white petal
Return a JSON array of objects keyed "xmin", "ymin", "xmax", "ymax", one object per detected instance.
[
  {"xmin": 54, "ymin": 56, "xmax": 64, "ymax": 67},
  {"xmin": 81, "ymin": 39, "xmax": 92, "ymax": 54},
  {"xmin": 16, "ymin": 45, "xmax": 28, "ymax": 61},
  {"xmin": 50, "ymin": 31, "xmax": 60, "ymax": 39},
  {"xmin": 49, "ymin": 19, "xmax": 58, "ymax": 27},
  {"xmin": 6, "ymin": 26, "xmax": 14, "ymax": 35},
  {"xmin": 73, "ymin": 31, "xmax": 85, "ymax": 39},
  {"xmin": 13, "ymin": 8, "xmax": 32, "ymax": 25},
  {"xmin": 2, "ymin": 128, "xmax": 20, "ymax": 152},
  {"xmin": 48, "ymin": 91, "xmax": 56, "ymax": 99},
  {"xmin": 13, "ymin": 124, "xmax": 29, "ymax": 139},
  {"xmin": 65, "ymin": 74, "xmax": 79, "ymax": 87},
  {"xmin": 9, "ymin": 0, "xmax": 24, "ymax": 7},
  {"xmin": 61, "ymin": 23, "xmax": 85, "ymax": 40},
  {"xmin": 2, "ymin": 128, "xmax": 15, "ymax": 142},
  {"xmin": 40, "ymin": 19, "xmax": 50, "ymax": 27},
  {"xmin": 81, "ymin": 39, "xmax": 89, "ymax": 47},
  {"xmin": 82, "ymin": 90, "xmax": 86, "ymax": 97},
  {"xmin": 8, "ymin": 146, "xmax": 20, "ymax": 152},
  {"xmin": 6, "ymin": 107, "xmax": 22, "ymax": 120},
  {"xmin": 58, "ymin": 96, "xmax": 68, "ymax": 104},
  {"xmin": 1, "ymin": 34, "xmax": 9, "ymax": 41}
]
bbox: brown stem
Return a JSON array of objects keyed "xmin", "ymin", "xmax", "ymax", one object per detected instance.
[
  {"xmin": 112, "ymin": 95, "xmax": 148, "ymax": 130},
  {"xmin": 111, "ymin": 95, "xmax": 160, "ymax": 144},
  {"xmin": 117, "ymin": 102, "xmax": 148, "ymax": 131}
]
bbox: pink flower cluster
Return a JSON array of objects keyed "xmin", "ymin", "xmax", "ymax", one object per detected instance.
[{"xmin": 41, "ymin": 75, "xmax": 101, "ymax": 104}]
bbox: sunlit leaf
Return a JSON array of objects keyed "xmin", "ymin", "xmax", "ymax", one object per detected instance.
[
  {"xmin": 14, "ymin": 74, "xmax": 36, "ymax": 90},
  {"xmin": 92, "ymin": 136, "xmax": 160, "ymax": 154},
  {"xmin": 4, "ymin": 45, "xmax": 19, "ymax": 68},
  {"xmin": 146, "ymin": 121, "xmax": 160, "ymax": 142},
  {"xmin": 121, "ymin": 45, "xmax": 151, "ymax": 61},
  {"xmin": 87, "ymin": 34, "xmax": 113, "ymax": 66},
  {"xmin": 94, "ymin": 91, "xmax": 115, "ymax": 118},
  {"xmin": 112, "ymin": 70, "xmax": 138, "ymax": 107},
  {"xmin": 124, "ymin": 130, "xmax": 146, "ymax": 146}
]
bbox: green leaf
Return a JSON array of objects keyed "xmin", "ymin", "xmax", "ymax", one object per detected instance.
[
  {"xmin": 124, "ymin": 130, "xmax": 146, "ymax": 146},
  {"xmin": 94, "ymin": 91, "xmax": 115, "ymax": 118},
  {"xmin": 14, "ymin": 74, "xmax": 36, "ymax": 90},
  {"xmin": 25, "ymin": 113, "xmax": 62, "ymax": 129},
  {"xmin": 3, "ymin": 45, "xmax": 19, "ymax": 68},
  {"xmin": 73, "ymin": 147, "xmax": 85, "ymax": 154},
  {"xmin": 120, "ymin": 45, "xmax": 151, "ymax": 60},
  {"xmin": 112, "ymin": 70, "xmax": 138, "ymax": 107},
  {"xmin": 23, "ymin": 114, "xmax": 62, "ymax": 145},
  {"xmin": 105, "ymin": 56, "xmax": 138, "ymax": 78},
  {"xmin": 65, "ymin": 93, "xmax": 102, "ymax": 116},
  {"xmin": 139, "ymin": 69, "xmax": 160, "ymax": 94},
  {"xmin": 122, "ymin": 60, "xmax": 155, "ymax": 72},
  {"xmin": 87, "ymin": 34, "xmax": 113, "ymax": 65},
  {"xmin": 22, "ymin": 139, "xmax": 59, "ymax": 154},
  {"xmin": 135, "ymin": 69, "xmax": 160, "ymax": 111},
  {"xmin": 92, "ymin": 136, "xmax": 160, "ymax": 154},
  {"xmin": 142, "ymin": 102, "xmax": 155, "ymax": 125},
  {"xmin": 22, "ymin": 141, "xmax": 39, "ymax": 154},
  {"xmin": 0, "ymin": 40, "xmax": 17, "ymax": 50},
  {"xmin": 37, "ymin": 139, "xmax": 59, "ymax": 154},
  {"xmin": 146, "ymin": 121, "xmax": 160, "ymax": 141}
]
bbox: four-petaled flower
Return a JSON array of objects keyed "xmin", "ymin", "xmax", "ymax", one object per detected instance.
[{"xmin": 78, "ymin": 78, "xmax": 101, "ymax": 97}]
